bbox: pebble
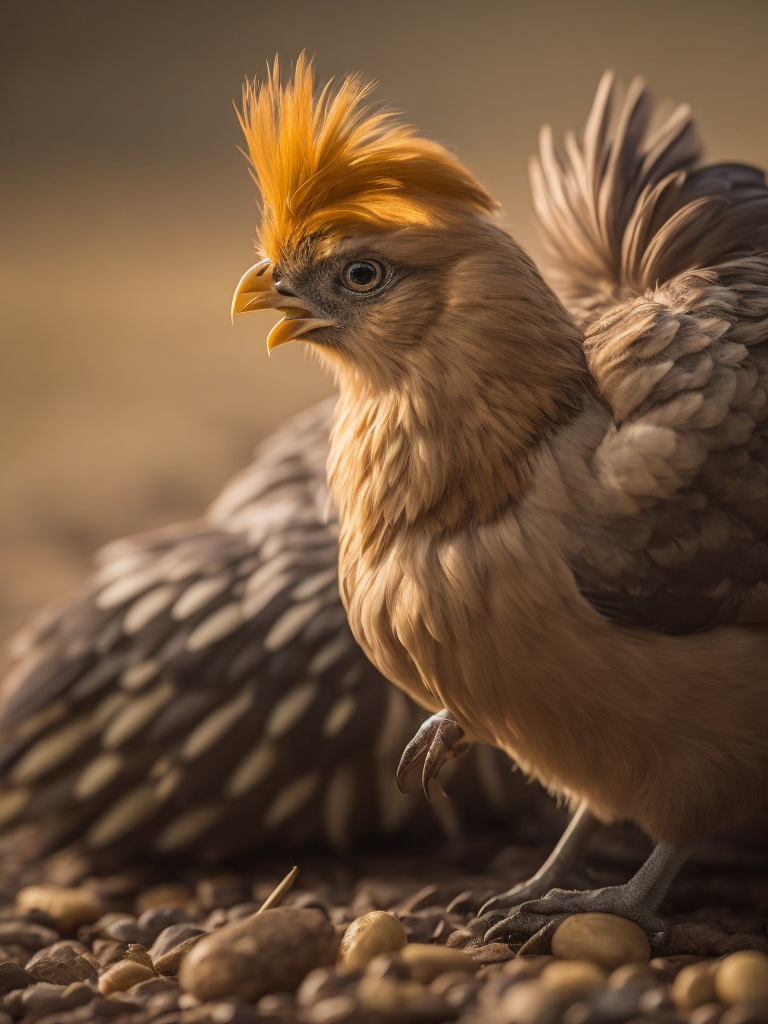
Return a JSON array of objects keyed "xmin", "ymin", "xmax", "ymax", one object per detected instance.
[
  {"xmin": 19, "ymin": 981, "xmax": 71, "ymax": 1016},
  {"xmin": 178, "ymin": 906, "xmax": 339, "ymax": 1003},
  {"xmin": 150, "ymin": 922, "xmax": 206, "ymax": 959},
  {"xmin": 688, "ymin": 1004, "xmax": 725, "ymax": 1024},
  {"xmin": 98, "ymin": 958, "xmax": 156, "ymax": 994},
  {"xmin": 501, "ymin": 978, "xmax": 567, "ymax": 1024},
  {"xmin": 671, "ymin": 959, "xmax": 719, "ymax": 1010},
  {"xmin": 196, "ymin": 876, "xmax": 252, "ymax": 912},
  {"xmin": 15, "ymin": 885, "xmax": 103, "ymax": 932},
  {"xmin": 715, "ymin": 950, "xmax": 768, "ymax": 1005},
  {"xmin": 397, "ymin": 942, "xmax": 479, "ymax": 983},
  {"xmin": 137, "ymin": 904, "xmax": 190, "ymax": 942},
  {"xmin": 135, "ymin": 884, "xmax": 194, "ymax": 915},
  {"xmin": 25, "ymin": 941, "xmax": 99, "ymax": 985},
  {"xmin": 551, "ymin": 913, "xmax": 651, "ymax": 969},
  {"xmin": 301, "ymin": 993, "xmax": 364, "ymax": 1023},
  {"xmin": 153, "ymin": 933, "xmax": 205, "ymax": 975},
  {"xmin": 296, "ymin": 966, "xmax": 359, "ymax": 1007},
  {"xmin": 98, "ymin": 915, "xmax": 147, "ymax": 944},
  {"xmin": 539, "ymin": 959, "xmax": 608, "ymax": 995},
  {"xmin": 91, "ymin": 938, "xmax": 130, "ymax": 969},
  {"xmin": 0, "ymin": 919, "xmax": 59, "ymax": 950},
  {"xmin": 336, "ymin": 911, "xmax": 407, "ymax": 969},
  {"xmin": 0, "ymin": 962, "xmax": 33, "ymax": 995},
  {"xmin": 720, "ymin": 1003, "xmax": 768, "ymax": 1024},
  {"xmin": 356, "ymin": 974, "xmax": 448, "ymax": 1018}
]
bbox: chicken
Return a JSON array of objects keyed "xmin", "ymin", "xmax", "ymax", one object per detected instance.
[
  {"xmin": 232, "ymin": 58, "xmax": 768, "ymax": 942},
  {"xmin": 0, "ymin": 400, "xmax": 523, "ymax": 864}
]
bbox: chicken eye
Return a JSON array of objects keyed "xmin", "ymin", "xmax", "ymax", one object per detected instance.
[{"xmin": 340, "ymin": 260, "xmax": 384, "ymax": 293}]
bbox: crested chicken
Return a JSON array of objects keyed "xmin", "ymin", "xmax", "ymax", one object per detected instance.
[{"xmin": 232, "ymin": 58, "xmax": 768, "ymax": 941}]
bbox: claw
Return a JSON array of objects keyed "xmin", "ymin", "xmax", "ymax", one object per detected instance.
[
  {"xmin": 478, "ymin": 884, "xmax": 667, "ymax": 953},
  {"xmin": 395, "ymin": 709, "xmax": 468, "ymax": 798}
]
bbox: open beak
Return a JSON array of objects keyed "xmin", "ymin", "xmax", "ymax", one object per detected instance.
[{"xmin": 231, "ymin": 259, "xmax": 335, "ymax": 351}]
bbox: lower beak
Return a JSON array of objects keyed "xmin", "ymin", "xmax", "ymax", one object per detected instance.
[{"xmin": 231, "ymin": 259, "xmax": 335, "ymax": 351}]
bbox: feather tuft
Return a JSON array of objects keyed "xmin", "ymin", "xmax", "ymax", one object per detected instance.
[{"xmin": 238, "ymin": 54, "xmax": 498, "ymax": 261}]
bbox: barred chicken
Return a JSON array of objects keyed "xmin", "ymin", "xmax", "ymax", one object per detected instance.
[
  {"xmin": 0, "ymin": 401, "xmax": 521, "ymax": 863},
  {"xmin": 232, "ymin": 60, "xmax": 768, "ymax": 941}
]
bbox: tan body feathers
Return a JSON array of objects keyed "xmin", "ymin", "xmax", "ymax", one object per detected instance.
[{"xmin": 233, "ymin": 62, "xmax": 768, "ymax": 864}]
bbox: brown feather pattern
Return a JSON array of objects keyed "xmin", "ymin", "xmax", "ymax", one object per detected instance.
[{"xmin": 0, "ymin": 401, "xmax": 523, "ymax": 861}]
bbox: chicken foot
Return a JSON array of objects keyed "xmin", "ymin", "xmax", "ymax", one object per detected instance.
[
  {"xmin": 396, "ymin": 708, "xmax": 469, "ymax": 799},
  {"xmin": 483, "ymin": 840, "xmax": 692, "ymax": 951},
  {"xmin": 479, "ymin": 800, "xmax": 599, "ymax": 912}
]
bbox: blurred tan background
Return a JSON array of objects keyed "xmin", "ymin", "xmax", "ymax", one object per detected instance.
[{"xmin": 2, "ymin": 0, "xmax": 768, "ymax": 650}]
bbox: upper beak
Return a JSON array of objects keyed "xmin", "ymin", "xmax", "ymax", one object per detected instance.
[{"xmin": 231, "ymin": 259, "xmax": 335, "ymax": 351}]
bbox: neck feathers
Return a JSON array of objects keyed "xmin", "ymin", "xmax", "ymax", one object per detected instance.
[{"xmin": 328, "ymin": 232, "xmax": 591, "ymax": 550}]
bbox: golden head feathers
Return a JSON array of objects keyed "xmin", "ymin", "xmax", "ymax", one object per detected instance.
[{"xmin": 238, "ymin": 54, "xmax": 498, "ymax": 261}]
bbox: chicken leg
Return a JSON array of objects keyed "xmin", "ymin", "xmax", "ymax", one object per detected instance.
[
  {"xmin": 479, "ymin": 800, "xmax": 599, "ymax": 912},
  {"xmin": 483, "ymin": 840, "xmax": 692, "ymax": 949}
]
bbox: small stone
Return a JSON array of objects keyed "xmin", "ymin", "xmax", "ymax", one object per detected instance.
[
  {"xmin": 227, "ymin": 902, "xmax": 262, "ymax": 922},
  {"xmin": 16, "ymin": 885, "xmax": 103, "ymax": 932},
  {"xmin": 0, "ymin": 920, "xmax": 59, "ymax": 950},
  {"xmin": 637, "ymin": 984, "xmax": 675, "ymax": 1014},
  {"xmin": 716, "ymin": 951, "xmax": 768, "ymax": 1005},
  {"xmin": 150, "ymin": 923, "xmax": 207, "ymax": 961},
  {"xmin": 356, "ymin": 974, "xmax": 448, "ymax": 1017},
  {"xmin": 540, "ymin": 959, "xmax": 607, "ymax": 995},
  {"xmin": 100, "ymin": 916, "xmax": 146, "ymax": 944},
  {"xmin": 26, "ymin": 941, "xmax": 99, "ymax": 985},
  {"xmin": 502, "ymin": 956, "xmax": 554, "ymax": 980},
  {"xmin": 123, "ymin": 943, "xmax": 155, "ymax": 970},
  {"xmin": 59, "ymin": 981, "xmax": 98, "ymax": 1008},
  {"xmin": 398, "ymin": 942, "xmax": 479, "ymax": 983},
  {"xmin": 196, "ymin": 876, "xmax": 252, "ymax": 911},
  {"xmin": 608, "ymin": 962, "xmax": 657, "ymax": 990},
  {"xmin": 152, "ymin": 933, "xmax": 205, "ymax": 976},
  {"xmin": 650, "ymin": 954, "xmax": 707, "ymax": 984},
  {"xmin": 551, "ymin": 913, "xmax": 651, "ymax": 969},
  {"xmin": 19, "ymin": 981, "xmax": 68, "ymax": 1016},
  {"xmin": 337, "ymin": 912, "xmax": 407, "ymax": 970},
  {"xmin": 296, "ymin": 966, "xmax": 360, "ymax": 1006},
  {"xmin": 0, "ymin": 963, "xmax": 33, "ymax": 995},
  {"xmin": 301, "ymin": 994, "xmax": 361, "ymax": 1024},
  {"xmin": 128, "ymin": 977, "xmax": 180, "ymax": 1005},
  {"xmin": 431, "ymin": 971, "xmax": 482, "ymax": 1010},
  {"xmin": 501, "ymin": 978, "xmax": 567, "ymax": 1024},
  {"xmin": 720, "ymin": 1002, "xmax": 768, "ymax": 1024},
  {"xmin": 98, "ymin": 959, "xmax": 156, "ymax": 994},
  {"xmin": 255, "ymin": 992, "xmax": 295, "ymax": 1016},
  {"xmin": 135, "ymin": 884, "xmax": 193, "ymax": 915},
  {"xmin": 178, "ymin": 906, "xmax": 339, "ymax": 1003},
  {"xmin": 671, "ymin": 960, "xmax": 719, "ymax": 1010},
  {"xmin": 688, "ymin": 1003, "xmax": 724, "ymax": 1024},
  {"xmin": 145, "ymin": 989, "xmax": 183, "ymax": 1017},
  {"xmin": 364, "ymin": 953, "xmax": 411, "ymax": 983},
  {"xmin": 137, "ymin": 905, "xmax": 190, "ymax": 943},
  {"xmin": 91, "ymin": 938, "xmax": 129, "ymax": 969}
]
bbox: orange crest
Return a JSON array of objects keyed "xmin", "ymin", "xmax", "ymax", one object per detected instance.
[{"xmin": 238, "ymin": 54, "xmax": 498, "ymax": 261}]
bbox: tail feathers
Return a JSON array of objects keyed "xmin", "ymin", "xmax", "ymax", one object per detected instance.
[{"xmin": 531, "ymin": 71, "xmax": 768, "ymax": 321}]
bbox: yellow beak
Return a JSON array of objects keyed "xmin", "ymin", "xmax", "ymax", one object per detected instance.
[{"xmin": 231, "ymin": 259, "xmax": 335, "ymax": 351}]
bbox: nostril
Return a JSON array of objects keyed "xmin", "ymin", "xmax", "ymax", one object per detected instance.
[{"xmin": 274, "ymin": 279, "xmax": 298, "ymax": 297}]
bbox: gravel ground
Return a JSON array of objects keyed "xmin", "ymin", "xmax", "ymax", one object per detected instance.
[{"xmin": 0, "ymin": 822, "xmax": 766, "ymax": 1024}]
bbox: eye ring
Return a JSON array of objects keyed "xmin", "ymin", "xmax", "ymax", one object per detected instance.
[{"xmin": 340, "ymin": 260, "xmax": 385, "ymax": 293}]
